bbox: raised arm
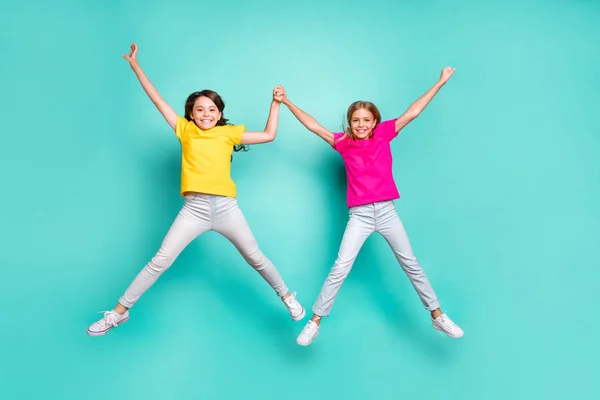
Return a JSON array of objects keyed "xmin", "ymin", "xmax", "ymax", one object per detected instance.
[
  {"xmin": 239, "ymin": 86, "xmax": 285, "ymax": 145},
  {"xmin": 122, "ymin": 43, "xmax": 178, "ymax": 131},
  {"xmin": 280, "ymin": 89, "xmax": 335, "ymax": 146},
  {"xmin": 395, "ymin": 66, "xmax": 456, "ymax": 134}
]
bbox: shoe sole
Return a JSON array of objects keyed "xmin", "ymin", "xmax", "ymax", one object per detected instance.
[
  {"xmin": 87, "ymin": 316, "xmax": 130, "ymax": 337},
  {"xmin": 433, "ymin": 324, "xmax": 464, "ymax": 338},
  {"xmin": 291, "ymin": 307, "xmax": 306, "ymax": 322}
]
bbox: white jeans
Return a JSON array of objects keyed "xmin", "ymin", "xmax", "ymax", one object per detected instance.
[
  {"xmin": 118, "ymin": 193, "xmax": 289, "ymax": 308},
  {"xmin": 312, "ymin": 200, "xmax": 441, "ymax": 316}
]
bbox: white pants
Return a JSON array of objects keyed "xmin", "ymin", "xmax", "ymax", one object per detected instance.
[
  {"xmin": 118, "ymin": 193, "xmax": 289, "ymax": 308},
  {"xmin": 312, "ymin": 200, "xmax": 441, "ymax": 316}
]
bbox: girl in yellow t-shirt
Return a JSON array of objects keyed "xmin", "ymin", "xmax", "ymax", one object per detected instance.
[{"xmin": 87, "ymin": 43, "xmax": 305, "ymax": 336}]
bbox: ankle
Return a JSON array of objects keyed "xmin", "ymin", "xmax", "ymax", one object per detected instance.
[
  {"xmin": 431, "ymin": 309, "xmax": 442, "ymax": 319},
  {"xmin": 311, "ymin": 315, "xmax": 322, "ymax": 325},
  {"xmin": 114, "ymin": 304, "xmax": 128, "ymax": 315}
]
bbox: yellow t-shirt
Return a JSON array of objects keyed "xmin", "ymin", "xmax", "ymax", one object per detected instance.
[{"xmin": 175, "ymin": 116, "xmax": 246, "ymax": 198}]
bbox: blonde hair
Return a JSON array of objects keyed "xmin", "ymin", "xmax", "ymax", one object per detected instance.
[{"xmin": 342, "ymin": 101, "xmax": 382, "ymax": 140}]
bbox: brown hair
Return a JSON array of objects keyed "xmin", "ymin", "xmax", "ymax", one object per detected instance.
[
  {"xmin": 343, "ymin": 101, "xmax": 382, "ymax": 140},
  {"xmin": 184, "ymin": 90, "xmax": 249, "ymax": 157}
]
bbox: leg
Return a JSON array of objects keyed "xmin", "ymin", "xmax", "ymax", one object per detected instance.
[
  {"xmin": 212, "ymin": 197, "xmax": 305, "ymax": 320},
  {"xmin": 376, "ymin": 202, "xmax": 463, "ymax": 338},
  {"xmin": 212, "ymin": 197, "xmax": 289, "ymax": 296},
  {"xmin": 311, "ymin": 206, "xmax": 374, "ymax": 318},
  {"xmin": 87, "ymin": 199, "xmax": 210, "ymax": 336},
  {"xmin": 118, "ymin": 208, "xmax": 210, "ymax": 308},
  {"xmin": 376, "ymin": 202, "xmax": 441, "ymax": 312},
  {"xmin": 297, "ymin": 205, "xmax": 374, "ymax": 346}
]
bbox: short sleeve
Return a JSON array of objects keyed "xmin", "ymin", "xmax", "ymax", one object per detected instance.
[
  {"xmin": 226, "ymin": 125, "xmax": 245, "ymax": 145},
  {"xmin": 374, "ymin": 119, "xmax": 398, "ymax": 141},
  {"xmin": 175, "ymin": 116, "xmax": 188, "ymax": 139},
  {"xmin": 332, "ymin": 132, "xmax": 348, "ymax": 154}
]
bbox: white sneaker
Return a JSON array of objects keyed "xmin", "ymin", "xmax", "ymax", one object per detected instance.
[
  {"xmin": 297, "ymin": 320, "xmax": 320, "ymax": 346},
  {"xmin": 87, "ymin": 310, "xmax": 130, "ymax": 336},
  {"xmin": 283, "ymin": 292, "xmax": 306, "ymax": 321},
  {"xmin": 432, "ymin": 313, "xmax": 464, "ymax": 338}
]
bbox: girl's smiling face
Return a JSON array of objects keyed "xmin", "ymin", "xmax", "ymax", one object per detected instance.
[
  {"xmin": 350, "ymin": 108, "xmax": 377, "ymax": 139},
  {"xmin": 190, "ymin": 96, "xmax": 222, "ymax": 130}
]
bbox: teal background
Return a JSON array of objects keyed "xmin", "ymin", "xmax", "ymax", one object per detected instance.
[{"xmin": 1, "ymin": 0, "xmax": 598, "ymax": 399}]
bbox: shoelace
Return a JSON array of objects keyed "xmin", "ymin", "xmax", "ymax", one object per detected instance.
[
  {"xmin": 302, "ymin": 321, "xmax": 318, "ymax": 336},
  {"xmin": 438, "ymin": 315, "xmax": 456, "ymax": 330},
  {"xmin": 99, "ymin": 311, "xmax": 119, "ymax": 328},
  {"xmin": 285, "ymin": 293, "xmax": 298, "ymax": 308}
]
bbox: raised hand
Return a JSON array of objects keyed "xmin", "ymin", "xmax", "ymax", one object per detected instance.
[
  {"xmin": 122, "ymin": 43, "xmax": 139, "ymax": 68},
  {"xmin": 121, "ymin": 42, "xmax": 178, "ymax": 130},
  {"xmin": 273, "ymin": 85, "xmax": 286, "ymax": 103},
  {"xmin": 439, "ymin": 66, "xmax": 456, "ymax": 83}
]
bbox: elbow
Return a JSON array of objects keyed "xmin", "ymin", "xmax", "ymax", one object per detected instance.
[
  {"xmin": 265, "ymin": 131, "xmax": 277, "ymax": 143},
  {"xmin": 405, "ymin": 109, "xmax": 420, "ymax": 120}
]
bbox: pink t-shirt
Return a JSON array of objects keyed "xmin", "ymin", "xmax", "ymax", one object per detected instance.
[{"xmin": 332, "ymin": 119, "xmax": 400, "ymax": 208}]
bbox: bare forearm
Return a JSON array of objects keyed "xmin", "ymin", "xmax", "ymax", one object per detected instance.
[
  {"xmin": 264, "ymin": 101, "xmax": 281, "ymax": 139},
  {"xmin": 394, "ymin": 67, "xmax": 455, "ymax": 133},
  {"xmin": 406, "ymin": 80, "xmax": 446, "ymax": 116},
  {"xmin": 283, "ymin": 98, "xmax": 319, "ymax": 131},
  {"xmin": 282, "ymin": 97, "xmax": 334, "ymax": 145},
  {"xmin": 131, "ymin": 64, "xmax": 164, "ymax": 105},
  {"xmin": 129, "ymin": 63, "xmax": 177, "ymax": 129}
]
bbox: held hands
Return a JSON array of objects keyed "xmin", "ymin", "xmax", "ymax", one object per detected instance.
[
  {"xmin": 273, "ymin": 85, "xmax": 286, "ymax": 103},
  {"xmin": 122, "ymin": 43, "xmax": 139, "ymax": 68},
  {"xmin": 439, "ymin": 66, "xmax": 456, "ymax": 83}
]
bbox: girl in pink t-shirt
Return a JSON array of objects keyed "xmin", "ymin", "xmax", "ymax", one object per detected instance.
[{"xmin": 282, "ymin": 67, "xmax": 464, "ymax": 346}]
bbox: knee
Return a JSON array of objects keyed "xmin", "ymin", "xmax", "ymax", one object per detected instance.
[
  {"xmin": 399, "ymin": 256, "xmax": 423, "ymax": 275},
  {"xmin": 147, "ymin": 248, "xmax": 176, "ymax": 275},
  {"xmin": 243, "ymin": 247, "xmax": 267, "ymax": 269},
  {"xmin": 328, "ymin": 259, "xmax": 353, "ymax": 284}
]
